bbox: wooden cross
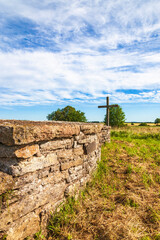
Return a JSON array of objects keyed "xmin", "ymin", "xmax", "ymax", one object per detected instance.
[{"xmin": 98, "ymin": 96, "xmax": 118, "ymax": 126}]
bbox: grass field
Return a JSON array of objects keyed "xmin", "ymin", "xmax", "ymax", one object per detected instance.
[
  {"xmin": 126, "ymin": 123, "xmax": 158, "ymax": 126},
  {"xmin": 46, "ymin": 127, "xmax": 160, "ymax": 240}
]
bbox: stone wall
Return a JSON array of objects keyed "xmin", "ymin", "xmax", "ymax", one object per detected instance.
[{"xmin": 0, "ymin": 120, "xmax": 110, "ymax": 240}]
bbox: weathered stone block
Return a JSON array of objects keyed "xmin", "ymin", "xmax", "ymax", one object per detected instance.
[
  {"xmin": 53, "ymin": 171, "xmax": 68, "ymax": 184},
  {"xmin": 38, "ymin": 170, "xmax": 49, "ymax": 179},
  {"xmin": 78, "ymin": 134, "xmax": 97, "ymax": 144},
  {"xmin": 83, "ymin": 162, "xmax": 91, "ymax": 174},
  {"xmin": 0, "ymin": 153, "xmax": 58, "ymax": 176},
  {"xmin": 9, "ymin": 170, "xmax": 65, "ymax": 203},
  {"xmin": 57, "ymin": 149, "xmax": 73, "ymax": 160},
  {"xmin": 80, "ymin": 124, "xmax": 104, "ymax": 134},
  {"xmin": 0, "ymin": 121, "xmax": 80, "ymax": 146},
  {"xmin": 61, "ymin": 159, "xmax": 83, "ymax": 171},
  {"xmin": 0, "ymin": 172, "xmax": 14, "ymax": 195},
  {"xmin": 64, "ymin": 181, "xmax": 80, "ymax": 197},
  {"xmin": 6, "ymin": 210, "xmax": 40, "ymax": 240},
  {"xmin": 0, "ymin": 182, "xmax": 66, "ymax": 231},
  {"xmin": 40, "ymin": 139, "xmax": 73, "ymax": 152},
  {"xmin": 0, "ymin": 144, "xmax": 40, "ymax": 159},
  {"xmin": 0, "ymin": 125, "xmax": 15, "ymax": 146},
  {"xmin": 84, "ymin": 141, "xmax": 97, "ymax": 154},
  {"xmin": 50, "ymin": 165, "xmax": 60, "ymax": 173},
  {"xmin": 74, "ymin": 165, "xmax": 83, "ymax": 172},
  {"xmin": 73, "ymin": 145, "xmax": 84, "ymax": 155},
  {"xmin": 14, "ymin": 144, "xmax": 40, "ymax": 158},
  {"xmin": 69, "ymin": 169, "xmax": 83, "ymax": 182}
]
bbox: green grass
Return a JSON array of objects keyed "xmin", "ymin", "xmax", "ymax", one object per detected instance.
[
  {"xmin": 34, "ymin": 230, "xmax": 45, "ymax": 240},
  {"xmin": 48, "ymin": 197, "xmax": 80, "ymax": 238},
  {"xmin": 154, "ymin": 233, "xmax": 160, "ymax": 240}
]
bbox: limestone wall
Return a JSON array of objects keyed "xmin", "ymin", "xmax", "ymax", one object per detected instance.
[{"xmin": 0, "ymin": 120, "xmax": 110, "ymax": 240}]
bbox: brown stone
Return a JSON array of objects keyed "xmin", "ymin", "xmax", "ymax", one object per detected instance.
[
  {"xmin": 73, "ymin": 145, "xmax": 84, "ymax": 155},
  {"xmin": 61, "ymin": 159, "xmax": 83, "ymax": 171},
  {"xmin": 0, "ymin": 153, "xmax": 58, "ymax": 176},
  {"xmin": 57, "ymin": 149, "xmax": 73, "ymax": 159},
  {"xmin": 3, "ymin": 198, "xmax": 65, "ymax": 240},
  {"xmin": 15, "ymin": 144, "xmax": 40, "ymax": 158},
  {"xmin": 0, "ymin": 182, "xmax": 66, "ymax": 231},
  {"xmin": 69, "ymin": 168, "xmax": 83, "ymax": 182},
  {"xmin": 0, "ymin": 125, "xmax": 15, "ymax": 146},
  {"xmin": 0, "ymin": 144, "xmax": 14, "ymax": 158},
  {"xmin": 64, "ymin": 181, "xmax": 80, "ymax": 197},
  {"xmin": 11, "ymin": 170, "xmax": 64, "ymax": 201},
  {"xmin": 78, "ymin": 134, "xmax": 97, "ymax": 144},
  {"xmin": 0, "ymin": 144, "xmax": 39, "ymax": 159},
  {"xmin": 80, "ymin": 124, "xmax": 104, "ymax": 134},
  {"xmin": 40, "ymin": 139, "xmax": 73, "ymax": 152},
  {"xmin": 0, "ymin": 120, "xmax": 80, "ymax": 146},
  {"xmin": 0, "ymin": 172, "xmax": 14, "ymax": 195},
  {"xmin": 6, "ymin": 210, "xmax": 40, "ymax": 240},
  {"xmin": 84, "ymin": 141, "xmax": 97, "ymax": 154}
]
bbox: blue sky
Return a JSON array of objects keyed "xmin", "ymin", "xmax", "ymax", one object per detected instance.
[{"xmin": 0, "ymin": 0, "xmax": 160, "ymax": 122}]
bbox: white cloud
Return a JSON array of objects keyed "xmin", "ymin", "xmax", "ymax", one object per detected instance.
[
  {"xmin": 1, "ymin": 0, "xmax": 160, "ymax": 45},
  {"xmin": 0, "ymin": 48, "xmax": 160, "ymax": 105},
  {"xmin": 0, "ymin": 0, "xmax": 160, "ymax": 105}
]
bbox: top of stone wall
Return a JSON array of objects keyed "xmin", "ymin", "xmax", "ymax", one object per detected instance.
[{"xmin": 0, "ymin": 120, "xmax": 109, "ymax": 146}]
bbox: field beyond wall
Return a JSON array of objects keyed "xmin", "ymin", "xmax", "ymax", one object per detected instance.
[{"xmin": 46, "ymin": 126, "xmax": 160, "ymax": 240}]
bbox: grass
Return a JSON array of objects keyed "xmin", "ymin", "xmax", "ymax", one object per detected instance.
[
  {"xmin": 0, "ymin": 189, "xmax": 14, "ymax": 213},
  {"xmin": 34, "ymin": 230, "xmax": 45, "ymax": 240},
  {"xmin": 126, "ymin": 123, "xmax": 160, "ymax": 127},
  {"xmin": 47, "ymin": 126, "xmax": 160, "ymax": 240}
]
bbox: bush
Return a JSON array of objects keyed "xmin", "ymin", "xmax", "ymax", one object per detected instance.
[
  {"xmin": 155, "ymin": 118, "xmax": 160, "ymax": 125},
  {"xmin": 139, "ymin": 122, "xmax": 148, "ymax": 126}
]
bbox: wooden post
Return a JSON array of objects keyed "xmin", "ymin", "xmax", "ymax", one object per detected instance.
[{"xmin": 107, "ymin": 97, "xmax": 109, "ymax": 126}]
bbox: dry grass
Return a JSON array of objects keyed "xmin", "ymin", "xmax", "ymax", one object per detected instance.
[
  {"xmin": 113, "ymin": 126, "xmax": 160, "ymax": 135},
  {"xmin": 126, "ymin": 123, "xmax": 158, "ymax": 127},
  {"xmin": 47, "ymin": 127, "xmax": 160, "ymax": 240}
]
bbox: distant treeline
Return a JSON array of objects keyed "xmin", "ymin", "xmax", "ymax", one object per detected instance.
[{"xmin": 126, "ymin": 122, "xmax": 154, "ymax": 123}]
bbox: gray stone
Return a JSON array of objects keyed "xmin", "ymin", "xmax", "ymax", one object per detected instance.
[
  {"xmin": 40, "ymin": 139, "xmax": 73, "ymax": 152},
  {"xmin": 84, "ymin": 141, "xmax": 97, "ymax": 154},
  {"xmin": 60, "ymin": 158, "xmax": 83, "ymax": 171},
  {"xmin": 0, "ymin": 153, "xmax": 58, "ymax": 176}
]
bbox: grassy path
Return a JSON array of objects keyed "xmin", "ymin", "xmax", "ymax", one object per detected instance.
[{"xmin": 47, "ymin": 130, "xmax": 160, "ymax": 240}]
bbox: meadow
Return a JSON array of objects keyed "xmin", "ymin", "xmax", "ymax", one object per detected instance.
[
  {"xmin": 45, "ymin": 126, "xmax": 160, "ymax": 240},
  {"xmin": 126, "ymin": 123, "xmax": 158, "ymax": 127}
]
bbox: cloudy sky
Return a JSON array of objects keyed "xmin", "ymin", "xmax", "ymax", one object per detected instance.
[{"xmin": 0, "ymin": 0, "xmax": 160, "ymax": 122}]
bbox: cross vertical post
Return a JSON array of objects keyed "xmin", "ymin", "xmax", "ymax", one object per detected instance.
[{"xmin": 107, "ymin": 96, "xmax": 109, "ymax": 126}]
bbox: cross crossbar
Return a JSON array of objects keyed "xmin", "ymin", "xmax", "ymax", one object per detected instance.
[
  {"xmin": 98, "ymin": 104, "xmax": 118, "ymax": 108},
  {"xmin": 98, "ymin": 97, "xmax": 118, "ymax": 126}
]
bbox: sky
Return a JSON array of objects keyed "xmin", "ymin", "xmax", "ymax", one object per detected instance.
[{"xmin": 0, "ymin": 0, "xmax": 160, "ymax": 122}]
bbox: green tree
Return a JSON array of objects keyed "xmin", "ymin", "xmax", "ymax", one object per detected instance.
[
  {"xmin": 155, "ymin": 118, "xmax": 160, "ymax": 125},
  {"xmin": 104, "ymin": 105, "xmax": 125, "ymax": 127},
  {"xmin": 47, "ymin": 106, "xmax": 87, "ymax": 122}
]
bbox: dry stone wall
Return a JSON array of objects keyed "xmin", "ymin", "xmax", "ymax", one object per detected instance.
[{"xmin": 0, "ymin": 120, "xmax": 110, "ymax": 240}]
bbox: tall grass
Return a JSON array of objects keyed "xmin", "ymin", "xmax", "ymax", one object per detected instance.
[{"xmin": 111, "ymin": 129, "xmax": 160, "ymax": 140}]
